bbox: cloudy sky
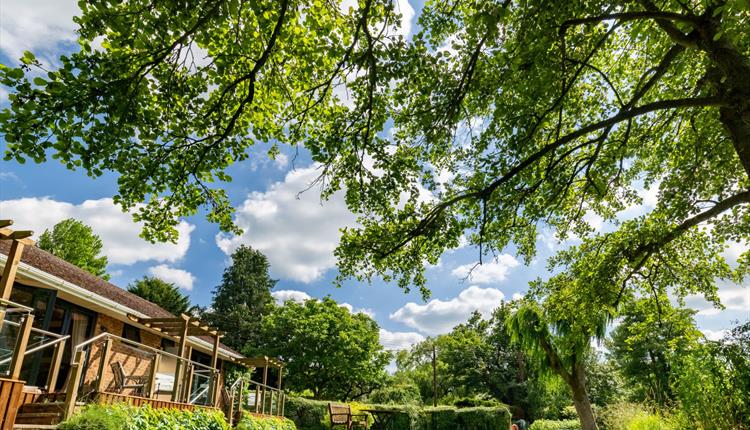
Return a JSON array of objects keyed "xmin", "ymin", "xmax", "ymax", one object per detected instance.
[{"xmin": 0, "ymin": 0, "xmax": 747, "ymax": 352}]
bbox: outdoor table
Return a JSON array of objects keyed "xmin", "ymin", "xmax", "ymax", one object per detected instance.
[{"xmin": 361, "ymin": 408, "xmax": 401, "ymax": 430}]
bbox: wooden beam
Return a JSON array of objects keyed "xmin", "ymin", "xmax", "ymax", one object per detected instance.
[
  {"xmin": 171, "ymin": 318, "xmax": 190, "ymax": 402},
  {"xmin": 64, "ymin": 349, "xmax": 86, "ymax": 419},
  {"xmin": 46, "ymin": 338, "xmax": 66, "ymax": 392},
  {"xmin": 95, "ymin": 338, "xmax": 113, "ymax": 392},
  {"xmin": 9, "ymin": 313, "xmax": 34, "ymax": 379},
  {"xmin": 208, "ymin": 334, "xmax": 221, "ymax": 405},
  {"xmin": 0, "ymin": 240, "xmax": 24, "ymax": 300},
  {"xmin": 147, "ymin": 353, "xmax": 161, "ymax": 398},
  {"xmin": 0, "ymin": 220, "xmax": 12, "ymax": 228}
]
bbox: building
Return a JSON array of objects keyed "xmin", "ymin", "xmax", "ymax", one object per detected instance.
[{"xmin": 0, "ymin": 221, "xmax": 284, "ymax": 428}]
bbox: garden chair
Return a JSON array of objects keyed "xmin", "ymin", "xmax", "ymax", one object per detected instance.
[
  {"xmin": 110, "ymin": 361, "xmax": 146, "ymax": 395},
  {"xmin": 329, "ymin": 403, "xmax": 369, "ymax": 430}
]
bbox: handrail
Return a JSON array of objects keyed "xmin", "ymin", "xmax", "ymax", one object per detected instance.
[
  {"xmin": 0, "ymin": 335, "xmax": 70, "ymax": 366},
  {"xmin": 0, "ymin": 298, "xmax": 33, "ymax": 313},
  {"xmin": 72, "ymin": 332, "xmax": 217, "ymax": 372},
  {"xmin": 189, "ymin": 385, "xmax": 210, "ymax": 404},
  {"xmin": 1, "ymin": 319, "xmax": 66, "ymax": 339}
]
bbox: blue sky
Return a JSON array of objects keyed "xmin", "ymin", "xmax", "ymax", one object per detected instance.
[{"xmin": 0, "ymin": 0, "xmax": 747, "ymax": 352}]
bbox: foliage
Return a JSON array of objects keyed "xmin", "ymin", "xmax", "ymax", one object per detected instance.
[
  {"xmin": 201, "ymin": 245, "xmax": 276, "ymax": 353},
  {"xmin": 528, "ymin": 420, "xmax": 581, "ymax": 430},
  {"xmin": 259, "ymin": 297, "xmax": 390, "ymax": 400},
  {"xmin": 369, "ymin": 380, "xmax": 423, "ymax": 405},
  {"xmin": 127, "ymin": 276, "xmax": 191, "ymax": 316},
  {"xmin": 607, "ymin": 296, "xmax": 700, "ymax": 405},
  {"xmin": 584, "ymin": 355, "xmax": 626, "ymax": 408},
  {"xmin": 236, "ymin": 413, "xmax": 296, "ymax": 430},
  {"xmin": 597, "ymin": 402, "xmax": 676, "ymax": 430},
  {"xmin": 282, "ymin": 397, "xmax": 510, "ymax": 430},
  {"xmin": 58, "ymin": 403, "xmax": 230, "ymax": 430},
  {"xmin": 37, "ymin": 218, "xmax": 109, "ymax": 280}
]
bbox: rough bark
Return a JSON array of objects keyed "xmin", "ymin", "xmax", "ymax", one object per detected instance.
[{"xmin": 570, "ymin": 362, "xmax": 598, "ymax": 430}]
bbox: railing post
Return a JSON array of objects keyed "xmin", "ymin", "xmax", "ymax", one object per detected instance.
[
  {"xmin": 280, "ymin": 392, "xmax": 285, "ymax": 417},
  {"xmin": 46, "ymin": 338, "xmax": 67, "ymax": 391},
  {"xmin": 237, "ymin": 380, "xmax": 244, "ymax": 419},
  {"xmin": 171, "ymin": 316, "xmax": 190, "ymax": 402},
  {"xmin": 64, "ymin": 348, "xmax": 86, "ymax": 419},
  {"xmin": 95, "ymin": 338, "xmax": 113, "ymax": 393},
  {"xmin": 227, "ymin": 386, "xmax": 235, "ymax": 426},
  {"xmin": 183, "ymin": 363, "xmax": 194, "ymax": 403},
  {"xmin": 255, "ymin": 384, "xmax": 260, "ymax": 413},
  {"xmin": 9, "ymin": 312, "xmax": 34, "ymax": 379},
  {"xmin": 147, "ymin": 353, "xmax": 161, "ymax": 398}
]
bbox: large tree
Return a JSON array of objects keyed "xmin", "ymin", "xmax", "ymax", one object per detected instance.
[
  {"xmin": 127, "ymin": 276, "xmax": 192, "ymax": 316},
  {"xmin": 259, "ymin": 297, "xmax": 391, "ymax": 400},
  {"xmin": 38, "ymin": 218, "xmax": 110, "ymax": 280},
  {"xmin": 607, "ymin": 295, "xmax": 701, "ymax": 405},
  {"xmin": 201, "ymin": 245, "xmax": 276, "ymax": 353}
]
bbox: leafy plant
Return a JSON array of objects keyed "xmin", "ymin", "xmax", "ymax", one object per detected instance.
[
  {"xmin": 58, "ymin": 403, "xmax": 230, "ymax": 430},
  {"xmin": 528, "ymin": 419, "xmax": 581, "ymax": 430},
  {"xmin": 236, "ymin": 413, "xmax": 296, "ymax": 430}
]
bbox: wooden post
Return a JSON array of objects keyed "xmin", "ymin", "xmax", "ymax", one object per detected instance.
[
  {"xmin": 227, "ymin": 385, "xmax": 235, "ymax": 426},
  {"xmin": 237, "ymin": 379, "xmax": 244, "ymax": 419},
  {"xmin": 147, "ymin": 353, "xmax": 161, "ymax": 398},
  {"xmin": 208, "ymin": 334, "xmax": 220, "ymax": 405},
  {"xmin": 0, "ymin": 240, "xmax": 24, "ymax": 300},
  {"xmin": 9, "ymin": 312, "xmax": 34, "ymax": 379},
  {"xmin": 432, "ymin": 344, "xmax": 437, "ymax": 407},
  {"xmin": 183, "ymin": 363, "xmax": 194, "ymax": 403},
  {"xmin": 95, "ymin": 338, "xmax": 113, "ymax": 392},
  {"xmin": 171, "ymin": 316, "xmax": 190, "ymax": 402},
  {"xmin": 255, "ymin": 385, "xmax": 260, "ymax": 413},
  {"xmin": 277, "ymin": 365, "xmax": 284, "ymax": 417},
  {"xmin": 64, "ymin": 349, "xmax": 86, "ymax": 419},
  {"xmin": 262, "ymin": 360, "xmax": 268, "ymax": 414},
  {"xmin": 46, "ymin": 338, "xmax": 67, "ymax": 392}
]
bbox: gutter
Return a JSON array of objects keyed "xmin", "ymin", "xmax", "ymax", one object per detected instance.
[{"xmin": 0, "ymin": 254, "xmax": 244, "ymax": 361}]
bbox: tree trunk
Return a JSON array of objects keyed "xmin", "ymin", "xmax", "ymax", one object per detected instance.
[{"xmin": 569, "ymin": 364, "xmax": 598, "ymax": 430}]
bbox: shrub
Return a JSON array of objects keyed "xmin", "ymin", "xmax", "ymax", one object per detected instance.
[
  {"xmin": 369, "ymin": 383, "xmax": 422, "ymax": 405},
  {"xmin": 528, "ymin": 419, "xmax": 581, "ymax": 430},
  {"xmin": 598, "ymin": 403, "xmax": 676, "ymax": 430},
  {"xmin": 58, "ymin": 403, "xmax": 230, "ymax": 430},
  {"xmin": 236, "ymin": 413, "xmax": 296, "ymax": 430},
  {"xmin": 282, "ymin": 397, "xmax": 329, "ymax": 430}
]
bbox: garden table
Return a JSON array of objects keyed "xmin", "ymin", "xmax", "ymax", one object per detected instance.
[{"xmin": 361, "ymin": 408, "xmax": 401, "ymax": 430}]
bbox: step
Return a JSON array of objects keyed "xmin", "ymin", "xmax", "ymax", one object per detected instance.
[
  {"xmin": 14, "ymin": 412, "xmax": 63, "ymax": 426},
  {"xmin": 13, "ymin": 425, "xmax": 58, "ymax": 429},
  {"xmin": 19, "ymin": 402, "xmax": 64, "ymax": 413}
]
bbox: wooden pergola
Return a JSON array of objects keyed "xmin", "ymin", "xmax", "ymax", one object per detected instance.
[{"xmin": 134, "ymin": 314, "xmax": 225, "ymax": 403}]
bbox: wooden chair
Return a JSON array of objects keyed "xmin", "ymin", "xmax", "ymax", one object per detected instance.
[
  {"xmin": 329, "ymin": 403, "xmax": 369, "ymax": 430},
  {"xmin": 110, "ymin": 361, "xmax": 146, "ymax": 395}
]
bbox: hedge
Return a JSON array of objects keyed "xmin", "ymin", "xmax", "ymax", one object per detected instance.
[
  {"xmin": 283, "ymin": 397, "xmax": 511, "ymax": 430},
  {"xmin": 236, "ymin": 413, "xmax": 297, "ymax": 430},
  {"xmin": 528, "ymin": 419, "xmax": 581, "ymax": 430},
  {"xmin": 58, "ymin": 403, "xmax": 230, "ymax": 430}
]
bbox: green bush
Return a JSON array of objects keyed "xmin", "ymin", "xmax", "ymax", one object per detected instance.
[
  {"xmin": 528, "ymin": 419, "xmax": 581, "ymax": 430},
  {"xmin": 598, "ymin": 403, "xmax": 676, "ymax": 430},
  {"xmin": 58, "ymin": 403, "xmax": 230, "ymax": 430},
  {"xmin": 369, "ymin": 383, "xmax": 422, "ymax": 405},
  {"xmin": 282, "ymin": 397, "xmax": 329, "ymax": 430},
  {"xmin": 236, "ymin": 413, "xmax": 296, "ymax": 430}
]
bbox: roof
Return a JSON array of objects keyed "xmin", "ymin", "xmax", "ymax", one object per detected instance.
[{"xmin": 0, "ymin": 240, "xmax": 242, "ymax": 358}]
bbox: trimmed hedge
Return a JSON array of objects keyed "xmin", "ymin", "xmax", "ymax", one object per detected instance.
[
  {"xmin": 237, "ymin": 413, "xmax": 297, "ymax": 430},
  {"xmin": 528, "ymin": 419, "xmax": 581, "ymax": 430},
  {"xmin": 58, "ymin": 403, "xmax": 230, "ymax": 430},
  {"xmin": 283, "ymin": 397, "xmax": 511, "ymax": 430}
]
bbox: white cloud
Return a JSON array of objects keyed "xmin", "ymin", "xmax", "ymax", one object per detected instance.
[
  {"xmin": 686, "ymin": 283, "xmax": 750, "ymax": 316},
  {"xmin": 701, "ymin": 328, "xmax": 728, "ymax": 341},
  {"xmin": 450, "ymin": 254, "xmax": 519, "ymax": 284},
  {"xmin": 339, "ymin": 302, "xmax": 375, "ymax": 317},
  {"xmin": 390, "ymin": 286, "xmax": 505, "ymax": 335},
  {"xmin": 393, "ymin": 0, "xmax": 415, "ymax": 38},
  {"xmin": 271, "ymin": 289, "xmax": 312, "ymax": 304},
  {"xmin": 379, "ymin": 328, "xmax": 424, "ymax": 351},
  {"xmin": 216, "ymin": 165, "xmax": 357, "ymax": 283},
  {"xmin": 0, "ymin": 197, "xmax": 193, "ymax": 265},
  {"xmin": 148, "ymin": 264, "xmax": 195, "ymax": 291},
  {"xmin": 0, "ymin": 0, "xmax": 79, "ymax": 61}
]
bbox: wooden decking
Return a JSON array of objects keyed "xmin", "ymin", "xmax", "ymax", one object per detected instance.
[
  {"xmin": 0, "ymin": 378, "xmax": 25, "ymax": 430},
  {"xmin": 94, "ymin": 391, "xmax": 217, "ymax": 411}
]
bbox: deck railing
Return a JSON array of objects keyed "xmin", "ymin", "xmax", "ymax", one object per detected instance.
[
  {"xmin": 64, "ymin": 332, "xmax": 221, "ymax": 418},
  {"xmin": 225, "ymin": 376, "xmax": 286, "ymax": 424}
]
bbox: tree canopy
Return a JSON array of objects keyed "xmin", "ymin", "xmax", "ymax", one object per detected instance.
[
  {"xmin": 201, "ymin": 245, "xmax": 276, "ymax": 353},
  {"xmin": 37, "ymin": 218, "xmax": 110, "ymax": 280},
  {"xmin": 2, "ymin": 0, "xmax": 748, "ymax": 302},
  {"xmin": 127, "ymin": 276, "xmax": 192, "ymax": 316},
  {"xmin": 259, "ymin": 297, "xmax": 391, "ymax": 401}
]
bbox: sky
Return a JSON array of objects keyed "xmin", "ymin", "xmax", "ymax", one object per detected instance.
[{"xmin": 0, "ymin": 0, "xmax": 748, "ymax": 354}]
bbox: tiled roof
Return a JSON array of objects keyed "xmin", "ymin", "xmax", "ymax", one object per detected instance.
[{"xmin": 0, "ymin": 241, "xmax": 242, "ymax": 357}]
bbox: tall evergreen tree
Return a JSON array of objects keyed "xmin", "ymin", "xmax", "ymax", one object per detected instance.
[
  {"xmin": 202, "ymin": 245, "xmax": 276, "ymax": 353},
  {"xmin": 38, "ymin": 218, "xmax": 110, "ymax": 280},
  {"xmin": 127, "ymin": 276, "xmax": 191, "ymax": 316}
]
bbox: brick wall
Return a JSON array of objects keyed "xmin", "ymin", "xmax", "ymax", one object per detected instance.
[{"xmin": 82, "ymin": 314, "xmax": 161, "ymax": 396}]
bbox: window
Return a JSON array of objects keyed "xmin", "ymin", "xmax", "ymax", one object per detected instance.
[{"xmin": 122, "ymin": 324, "xmax": 141, "ymax": 343}]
